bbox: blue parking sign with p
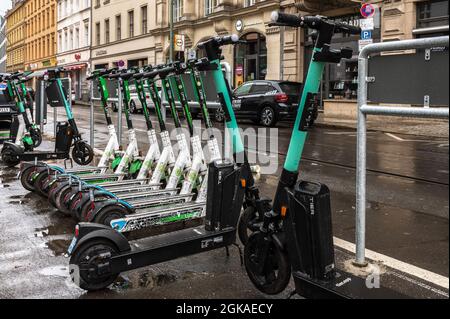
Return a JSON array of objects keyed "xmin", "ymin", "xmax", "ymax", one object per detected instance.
[{"xmin": 361, "ymin": 30, "xmax": 372, "ymax": 40}]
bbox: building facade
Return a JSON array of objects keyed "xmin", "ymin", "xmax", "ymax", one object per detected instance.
[
  {"xmin": 0, "ymin": 16, "xmax": 6, "ymax": 73},
  {"xmin": 5, "ymin": 0, "xmax": 26, "ymax": 72},
  {"xmin": 56, "ymin": 0, "xmax": 92, "ymax": 101},
  {"xmin": 24, "ymin": 0, "xmax": 57, "ymax": 73},
  {"xmin": 90, "ymin": 0, "xmax": 293, "ymax": 87}
]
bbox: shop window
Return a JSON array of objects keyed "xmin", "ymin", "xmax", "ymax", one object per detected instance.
[{"xmin": 128, "ymin": 58, "xmax": 148, "ymax": 68}]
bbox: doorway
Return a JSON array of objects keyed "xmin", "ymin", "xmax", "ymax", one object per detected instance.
[{"xmin": 234, "ymin": 32, "xmax": 267, "ymax": 87}]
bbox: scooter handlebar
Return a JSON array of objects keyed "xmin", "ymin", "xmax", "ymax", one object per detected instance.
[
  {"xmin": 270, "ymin": 11, "xmax": 303, "ymax": 27},
  {"xmin": 270, "ymin": 11, "xmax": 361, "ymax": 35},
  {"xmin": 197, "ymin": 34, "xmax": 240, "ymax": 49}
]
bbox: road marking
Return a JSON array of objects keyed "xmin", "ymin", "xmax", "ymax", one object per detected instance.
[
  {"xmin": 385, "ymin": 132, "xmax": 404, "ymax": 141},
  {"xmin": 334, "ymin": 237, "xmax": 449, "ymax": 290}
]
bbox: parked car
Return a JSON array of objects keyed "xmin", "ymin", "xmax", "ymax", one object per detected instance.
[
  {"xmin": 214, "ymin": 80, "xmax": 316, "ymax": 127},
  {"xmin": 112, "ymin": 85, "xmax": 160, "ymax": 114}
]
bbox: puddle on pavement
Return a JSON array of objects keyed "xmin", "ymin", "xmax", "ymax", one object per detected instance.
[
  {"xmin": 111, "ymin": 269, "xmax": 178, "ymax": 291},
  {"xmin": 45, "ymin": 239, "xmax": 72, "ymax": 256}
]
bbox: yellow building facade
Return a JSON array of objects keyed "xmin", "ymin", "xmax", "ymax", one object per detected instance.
[
  {"xmin": 5, "ymin": 0, "xmax": 27, "ymax": 72},
  {"xmin": 24, "ymin": 0, "xmax": 57, "ymax": 72}
]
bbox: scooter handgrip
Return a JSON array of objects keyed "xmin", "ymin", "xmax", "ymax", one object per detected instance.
[
  {"xmin": 219, "ymin": 34, "xmax": 239, "ymax": 45},
  {"xmin": 271, "ymin": 11, "xmax": 303, "ymax": 27}
]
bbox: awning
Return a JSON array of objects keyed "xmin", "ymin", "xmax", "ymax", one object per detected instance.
[{"xmin": 65, "ymin": 63, "xmax": 87, "ymax": 71}]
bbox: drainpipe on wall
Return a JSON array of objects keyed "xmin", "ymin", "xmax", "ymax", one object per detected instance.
[
  {"xmin": 280, "ymin": 25, "xmax": 284, "ymax": 80},
  {"xmin": 169, "ymin": 0, "xmax": 174, "ymax": 63}
]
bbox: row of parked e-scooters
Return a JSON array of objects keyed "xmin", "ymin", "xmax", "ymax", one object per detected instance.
[{"xmin": 1, "ymin": 12, "xmax": 402, "ymax": 299}]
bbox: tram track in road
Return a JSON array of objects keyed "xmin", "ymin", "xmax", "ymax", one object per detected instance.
[{"xmin": 67, "ymin": 106, "xmax": 449, "ymax": 187}]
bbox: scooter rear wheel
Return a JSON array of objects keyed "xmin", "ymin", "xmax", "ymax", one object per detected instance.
[
  {"xmin": 20, "ymin": 166, "xmax": 38, "ymax": 191},
  {"xmin": 79, "ymin": 195, "xmax": 117, "ymax": 222},
  {"xmin": 55, "ymin": 185, "xmax": 77, "ymax": 216},
  {"xmin": 72, "ymin": 141, "xmax": 94, "ymax": 166},
  {"xmin": 244, "ymin": 232, "xmax": 291, "ymax": 295},
  {"xmin": 33, "ymin": 170, "xmax": 54, "ymax": 197},
  {"xmin": 93, "ymin": 205, "xmax": 128, "ymax": 227},
  {"xmin": 69, "ymin": 239, "xmax": 119, "ymax": 291}
]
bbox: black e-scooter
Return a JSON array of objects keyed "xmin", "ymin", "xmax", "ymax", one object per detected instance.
[
  {"xmin": 241, "ymin": 12, "xmax": 406, "ymax": 299},
  {"xmin": 1, "ymin": 68, "xmax": 93, "ymax": 167}
]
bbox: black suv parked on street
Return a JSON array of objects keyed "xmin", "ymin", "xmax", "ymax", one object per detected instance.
[{"xmin": 214, "ymin": 80, "xmax": 316, "ymax": 127}]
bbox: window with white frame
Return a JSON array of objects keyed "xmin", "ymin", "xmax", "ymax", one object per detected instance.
[
  {"xmin": 205, "ymin": 0, "xmax": 217, "ymax": 16},
  {"xmin": 174, "ymin": 0, "xmax": 183, "ymax": 22},
  {"xmin": 245, "ymin": 0, "xmax": 256, "ymax": 7},
  {"xmin": 84, "ymin": 23, "xmax": 89, "ymax": 46}
]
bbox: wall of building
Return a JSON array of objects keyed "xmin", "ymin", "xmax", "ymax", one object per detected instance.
[
  {"xmin": 0, "ymin": 16, "xmax": 6, "ymax": 73},
  {"xmin": 24, "ymin": 0, "xmax": 57, "ymax": 72},
  {"xmin": 5, "ymin": 0, "xmax": 26, "ymax": 72},
  {"xmin": 57, "ymin": 0, "xmax": 92, "ymax": 100}
]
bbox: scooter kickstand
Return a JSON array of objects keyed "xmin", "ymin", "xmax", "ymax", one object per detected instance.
[{"xmin": 226, "ymin": 243, "xmax": 243, "ymax": 266}]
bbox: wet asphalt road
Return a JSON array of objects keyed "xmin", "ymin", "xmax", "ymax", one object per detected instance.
[{"xmin": 0, "ymin": 104, "xmax": 448, "ymax": 298}]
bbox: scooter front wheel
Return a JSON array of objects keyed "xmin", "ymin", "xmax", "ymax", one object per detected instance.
[
  {"xmin": 30, "ymin": 127, "xmax": 42, "ymax": 148},
  {"xmin": 238, "ymin": 206, "xmax": 262, "ymax": 246},
  {"xmin": 1, "ymin": 148, "xmax": 20, "ymax": 167},
  {"xmin": 72, "ymin": 141, "xmax": 94, "ymax": 166},
  {"xmin": 244, "ymin": 232, "xmax": 291, "ymax": 295},
  {"xmin": 69, "ymin": 239, "xmax": 119, "ymax": 291}
]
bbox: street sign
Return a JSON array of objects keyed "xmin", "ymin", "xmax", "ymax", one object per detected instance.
[
  {"xmin": 174, "ymin": 34, "xmax": 185, "ymax": 52},
  {"xmin": 360, "ymin": 18, "xmax": 374, "ymax": 31},
  {"xmin": 359, "ymin": 39, "xmax": 373, "ymax": 51},
  {"xmin": 360, "ymin": 3, "xmax": 376, "ymax": 18},
  {"xmin": 361, "ymin": 30, "xmax": 372, "ymax": 40},
  {"xmin": 188, "ymin": 49, "xmax": 196, "ymax": 60}
]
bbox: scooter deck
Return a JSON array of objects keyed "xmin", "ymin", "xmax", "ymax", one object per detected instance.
[
  {"xmin": 110, "ymin": 202, "xmax": 205, "ymax": 232},
  {"xmin": 292, "ymin": 270, "xmax": 407, "ymax": 299},
  {"xmin": 19, "ymin": 151, "xmax": 70, "ymax": 161},
  {"xmin": 64, "ymin": 166, "xmax": 108, "ymax": 174},
  {"xmin": 109, "ymin": 225, "xmax": 236, "ymax": 273}
]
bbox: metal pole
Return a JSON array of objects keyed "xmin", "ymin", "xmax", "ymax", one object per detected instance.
[
  {"xmin": 117, "ymin": 80, "xmax": 123, "ymax": 146},
  {"xmin": 39, "ymin": 80, "xmax": 45, "ymax": 132},
  {"xmin": 169, "ymin": 0, "xmax": 174, "ymax": 63},
  {"xmin": 355, "ymin": 49, "xmax": 368, "ymax": 266},
  {"xmin": 280, "ymin": 26, "xmax": 284, "ymax": 80},
  {"xmin": 89, "ymin": 80, "xmax": 94, "ymax": 147}
]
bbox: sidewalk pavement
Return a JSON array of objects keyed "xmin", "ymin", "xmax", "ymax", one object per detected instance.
[{"xmin": 316, "ymin": 113, "xmax": 449, "ymax": 138}]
